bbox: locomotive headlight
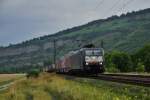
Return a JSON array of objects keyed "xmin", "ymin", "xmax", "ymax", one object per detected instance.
[
  {"xmin": 86, "ymin": 62, "xmax": 89, "ymax": 65},
  {"xmin": 99, "ymin": 62, "xmax": 103, "ymax": 65}
]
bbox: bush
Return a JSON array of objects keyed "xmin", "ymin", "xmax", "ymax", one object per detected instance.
[
  {"xmin": 111, "ymin": 51, "xmax": 133, "ymax": 72},
  {"xmin": 133, "ymin": 44, "xmax": 150, "ymax": 72},
  {"xmin": 105, "ymin": 51, "xmax": 133, "ymax": 72},
  {"xmin": 136, "ymin": 62, "xmax": 145, "ymax": 72},
  {"xmin": 106, "ymin": 63, "xmax": 120, "ymax": 73},
  {"xmin": 26, "ymin": 69, "xmax": 40, "ymax": 78}
]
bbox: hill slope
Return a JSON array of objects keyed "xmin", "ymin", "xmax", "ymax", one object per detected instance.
[{"xmin": 0, "ymin": 8, "xmax": 150, "ymax": 72}]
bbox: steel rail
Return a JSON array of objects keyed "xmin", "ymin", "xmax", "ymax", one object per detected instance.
[
  {"xmin": 86, "ymin": 74, "xmax": 150, "ymax": 87},
  {"xmin": 100, "ymin": 73, "xmax": 150, "ymax": 78},
  {"xmin": 60, "ymin": 73, "xmax": 150, "ymax": 87}
]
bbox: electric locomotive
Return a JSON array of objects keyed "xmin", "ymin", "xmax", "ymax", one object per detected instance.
[{"xmin": 56, "ymin": 47, "xmax": 105, "ymax": 75}]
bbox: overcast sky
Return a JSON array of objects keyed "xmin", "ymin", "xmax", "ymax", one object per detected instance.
[{"xmin": 0, "ymin": 0, "xmax": 150, "ymax": 46}]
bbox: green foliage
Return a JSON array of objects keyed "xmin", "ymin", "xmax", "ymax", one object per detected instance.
[
  {"xmin": 26, "ymin": 69, "xmax": 40, "ymax": 78},
  {"xmin": 105, "ymin": 51, "xmax": 133, "ymax": 72},
  {"xmin": 1, "ymin": 73, "xmax": 150, "ymax": 100},
  {"xmin": 133, "ymin": 44, "xmax": 150, "ymax": 72},
  {"xmin": 0, "ymin": 65, "xmax": 43, "ymax": 74},
  {"xmin": 136, "ymin": 62, "xmax": 145, "ymax": 72},
  {"xmin": 112, "ymin": 51, "xmax": 133, "ymax": 72},
  {"xmin": 144, "ymin": 54, "xmax": 150, "ymax": 72},
  {"xmin": 44, "ymin": 60, "xmax": 52, "ymax": 66},
  {"xmin": 105, "ymin": 53, "xmax": 119, "ymax": 72},
  {"xmin": 105, "ymin": 44, "xmax": 150, "ymax": 72},
  {"xmin": 106, "ymin": 64, "xmax": 120, "ymax": 73}
]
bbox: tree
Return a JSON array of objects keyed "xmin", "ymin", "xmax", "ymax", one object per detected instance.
[
  {"xmin": 144, "ymin": 53, "xmax": 150, "ymax": 72},
  {"xmin": 134, "ymin": 44, "xmax": 150, "ymax": 72},
  {"xmin": 136, "ymin": 62, "xmax": 145, "ymax": 72},
  {"xmin": 26, "ymin": 69, "xmax": 40, "ymax": 78},
  {"xmin": 44, "ymin": 60, "xmax": 52, "ymax": 66},
  {"xmin": 111, "ymin": 51, "xmax": 133, "ymax": 72},
  {"xmin": 105, "ymin": 51, "xmax": 133, "ymax": 72}
]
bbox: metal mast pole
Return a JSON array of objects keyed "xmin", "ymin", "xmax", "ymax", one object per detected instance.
[
  {"xmin": 101, "ymin": 40, "xmax": 104, "ymax": 49},
  {"xmin": 53, "ymin": 39, "xmax": 56, "ymax": 69}
]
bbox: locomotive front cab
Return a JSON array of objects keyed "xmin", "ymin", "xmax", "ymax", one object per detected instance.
[{"xmin": 84, "ymin": 48, "xmax": 104, "ymax": 73}]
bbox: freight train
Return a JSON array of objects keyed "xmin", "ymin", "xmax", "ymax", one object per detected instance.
[{"xmin": 55, "ymin": 47, "xmax": 105, "ymax": 75}]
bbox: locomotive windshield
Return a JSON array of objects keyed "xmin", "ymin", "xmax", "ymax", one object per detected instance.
[
  {"xmin": 85, "ymin": 50, "xmax": 102, "ymax": 56},
  {"xmin": 85, "ymin": 49, "xmax": 104, "ymax": 63}
]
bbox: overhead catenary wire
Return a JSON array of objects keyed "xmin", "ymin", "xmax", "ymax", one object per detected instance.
[
  {"xmin": 107, "ymin": 0, "xmax": 122, "ymax": 13},
  {"xmin": 94, "ymin": 0, "xmax": 105, "ymax": 10},
  {"xmin": 117, "ymin": 0, "xmax": 136, "ymax": 14},
  {"xmin": 103, "ymin": 0, "xmax": 136, "ymax": 18},
  {"xmin": 85, "ymin": 0, "xmax": 105, "ymax": 22},
  {"xmin": 89, "ymin": 0, "xmax": 136, "ymax": 24},
  {"xmin": 103, "ymin": 0, "xmax": 122, "ymax": 18}
]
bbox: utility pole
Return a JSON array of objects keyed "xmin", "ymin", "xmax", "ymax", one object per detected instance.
[
  {"xmin": 101, "ymin": 40, "xmax": 104, "ymax": 49},
  {"xmin": 53, "ymin": 39, "xmax": 56, "ymax": 69},
  {"xmin": 101, "ymin": 40, "xmax": 105, "ymax": 57}
]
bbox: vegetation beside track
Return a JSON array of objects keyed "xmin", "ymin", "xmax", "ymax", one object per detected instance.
[
  {"xmin": 0, "ymin": 73, "xmax": 149, "ymax": 100},
  {"xmin": 0, "ymin": 74, "xmax": 24, "ymax": 85},
  {"xmin": 0, "ymin": 74, "xmax": 25, "ymax": 91},
  {"xmin": 105, "ymin": 44, "xmax": 150, "ymax": 73}
]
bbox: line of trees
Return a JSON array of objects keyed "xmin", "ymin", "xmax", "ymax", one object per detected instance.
[
  {"xmin": 0, "ymin": 44, "xmax": 149, "ymax": 74},
  {"xmin": 0, "ymin": 65, "xmax": 43, "ymax": 74},
  {"xmin": 105, "ymin": 44, "xmax": 150, "ymax": 73}
]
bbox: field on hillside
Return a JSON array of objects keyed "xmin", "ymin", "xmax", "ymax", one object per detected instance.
[
  {"xmin": 0, "ymin": 73, "xmax": 149, "ymax": 100},
  {"xmin": 0, "ymin": 74, "xmax": 24, "ymax": 82},
  {"xmin": 0, "ymin": 74, "xmax": 25, "ymax": 90}
]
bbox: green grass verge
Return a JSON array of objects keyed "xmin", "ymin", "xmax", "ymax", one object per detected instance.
[{"xmin": 0, "ymin": 73, "xmax": 149, "ymax": 100}]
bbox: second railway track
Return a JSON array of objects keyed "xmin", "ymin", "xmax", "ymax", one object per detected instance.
[{"xmin": 85, "ymin": 74, "xmax": 150, "ymax": 87}]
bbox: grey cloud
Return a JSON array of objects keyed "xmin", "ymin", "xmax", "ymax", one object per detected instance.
[{"xmin": 0, "ymin": 0, "xmax": 150, "ymax": 46}]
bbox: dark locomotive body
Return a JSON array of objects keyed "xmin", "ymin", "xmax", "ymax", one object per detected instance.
[{"xmin": 56, "ymin": 48, "xmax": 105, "ymax": 74}]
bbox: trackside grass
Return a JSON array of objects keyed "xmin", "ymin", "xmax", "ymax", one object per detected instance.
[
  {"xmin": 0, "ymin": 74, "xmax": 25, "ymax": 91},
  {"xmin": 0, "ymin": 73, "xmax": 149, "ymax": 100}
]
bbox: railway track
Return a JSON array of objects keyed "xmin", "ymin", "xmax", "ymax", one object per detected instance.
[
  {"xmin": 86, "ymin": 74, "xmax": 150, "ymax": 87},
  {"xmin": 60, "ymin": 73, "xmax": 150, "ymax": 87}
]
